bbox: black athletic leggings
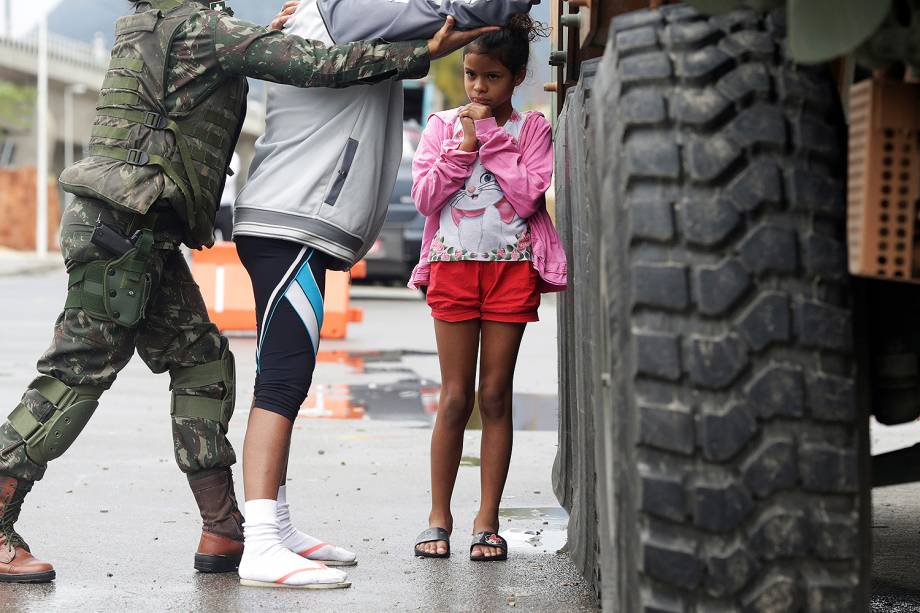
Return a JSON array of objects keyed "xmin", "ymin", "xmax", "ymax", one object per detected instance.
[{"xmin": 236, "ymin": 236, "xmax": 329, "ymax": 422}]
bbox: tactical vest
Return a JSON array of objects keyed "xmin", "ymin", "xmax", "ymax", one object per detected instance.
[{"xmin": 59, "ymin": 0, "xmax": 247, "ymax": 249}]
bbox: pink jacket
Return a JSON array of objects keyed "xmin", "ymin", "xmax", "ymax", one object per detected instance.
[{"xmin": 408, "ymin": 108, "xmax": 568, "ymax": 292}]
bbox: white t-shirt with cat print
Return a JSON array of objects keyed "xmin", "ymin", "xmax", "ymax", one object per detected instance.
[{"xmin": 428, "ymin": 111, "xmax": 532, "ymax": 263}]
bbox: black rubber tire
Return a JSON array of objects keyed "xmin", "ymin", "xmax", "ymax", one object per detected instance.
[{"xmin": 592, "ymin": 5, "xmax": 867, "ymax": 611}]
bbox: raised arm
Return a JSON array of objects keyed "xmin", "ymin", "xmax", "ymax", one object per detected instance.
[
  {"xmin": 318, "ymin": 0, "xmax": 539, "ymax": 43},
  {"xmin": 476, "ymin": 114, "xmax": 553, "ymax": 219},
  {"xmin": 412, "ymin": 115, "xmax": 478, "ymax": 217},
  {"xmin": 214, "ymin": 13, "xmax": 429, "ymax": 88},
  {"xmin": 212, "ymin": 11, "xmax": 495, "ymax": 88}
]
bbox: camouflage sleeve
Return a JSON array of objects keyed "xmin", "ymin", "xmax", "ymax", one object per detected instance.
[{"xmin": 211, "ymin": 13, "xmax": 430, "ymax": 88}]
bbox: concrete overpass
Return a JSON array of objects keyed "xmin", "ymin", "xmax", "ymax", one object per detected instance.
[{"xmin": 0, "ymin": 31, "xmax": 265, "ymax": 186}]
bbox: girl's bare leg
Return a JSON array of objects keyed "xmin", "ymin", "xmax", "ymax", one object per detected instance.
[
  {"xmin": 473, "ymin": 320, "xmax": 526, "ymax": 558},
  {"xmin": 420, "ymin": 318, "xmax": 481, "ymax": 555}
]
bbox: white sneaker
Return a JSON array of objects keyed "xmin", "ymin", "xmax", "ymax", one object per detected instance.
[
  {"xmin": 239, "ymin": 499, "xmax": 351, "ymax": 589},
  {"xmin": 277, "ymin": 486, "xmax": 358, "ymax": 567}
]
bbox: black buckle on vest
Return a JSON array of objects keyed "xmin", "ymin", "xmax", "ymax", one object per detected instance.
[
  {"xmin": 143, "ymin": 112, "xmax": 167, "ymax": 130},
  {"xmin": 126, "ymin": 149, "xmax": 150, "ymax": 166}
]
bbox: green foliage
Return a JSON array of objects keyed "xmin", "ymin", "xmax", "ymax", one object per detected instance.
[
  {"xmin": 430, "ymin": 51, "xmax": 468, "ymax": 109},
  {"xmin": 0, "ymin": 81, "xmax": 36, "ymax": 133}
]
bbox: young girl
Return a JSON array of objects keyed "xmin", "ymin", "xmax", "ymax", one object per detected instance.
[{"xmin": 410, "ymin": 16, "xmax": 566, "ymax": 561}]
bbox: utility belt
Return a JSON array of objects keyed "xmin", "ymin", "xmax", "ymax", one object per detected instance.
[{"xmin": 64, "ymin": 214, "xmax": 166, "ymax": 328}]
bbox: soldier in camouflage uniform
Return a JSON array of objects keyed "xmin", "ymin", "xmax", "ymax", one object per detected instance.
[{"xmin": 0, "ymin": 0, "xmax": 484, "ymax": 583}]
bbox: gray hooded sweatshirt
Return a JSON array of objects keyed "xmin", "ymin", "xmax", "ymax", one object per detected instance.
[{"xmin": 233, "ymin": 0, "xmax": 537, "ymax": 267}]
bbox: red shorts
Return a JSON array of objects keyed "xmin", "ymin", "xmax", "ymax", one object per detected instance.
[{"xmin": 427, "ymin": 261, "xmax": 541, "ymax": 323}]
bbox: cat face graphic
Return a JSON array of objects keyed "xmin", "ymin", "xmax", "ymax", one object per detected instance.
[{"xmin": 448, "ymin": 164, "xmax": 504, "ymax": 212}]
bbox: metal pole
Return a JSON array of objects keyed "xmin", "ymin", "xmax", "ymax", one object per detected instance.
[
  {"xmin": 36, "ymin": 12, "xmax": 48, "ymax": 256},
  {"xmin": 64, "ymin": 89, "xmax": 73, "ymax": 207},
  {"xmin": 63, "ymin": 84, "xmax": 85, "ymax": 208}
]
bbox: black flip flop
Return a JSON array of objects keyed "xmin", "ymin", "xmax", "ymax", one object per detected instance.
[
  {"xmin": 414, "ymin": 527, "xmax": 451, "ymax": 558},
  {"xmin": 470, "ymin": 531, "xmax": 507, "ymax": 561}
]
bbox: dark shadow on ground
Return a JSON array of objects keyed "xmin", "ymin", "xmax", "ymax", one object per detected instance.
[
  {"xmin": 871, "ymin": 579, "xmax": 920, "ymax": 612},
  {"xmin": 873, "ymin": 482, "xmax": 920, "ymax": 610}
]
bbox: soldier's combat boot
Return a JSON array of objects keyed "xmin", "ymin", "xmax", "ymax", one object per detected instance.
[
  {"xmin": 0, "ymin": 476, "xmax": 55, "ymax": 583},
  {"xmin": 189, "ymin": 468, "xmax": 244, "ymax": 573}
]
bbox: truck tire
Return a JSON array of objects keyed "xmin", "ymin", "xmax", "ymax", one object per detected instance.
[
  {"xmin": 591, "ymin": 5, "xmax": 868, "ymax": 611},
  {"xmin": 554, "ymin": 58, "xmax": 607, "ymax": 592}
]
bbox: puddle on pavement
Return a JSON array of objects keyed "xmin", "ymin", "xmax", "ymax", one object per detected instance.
[
  {"xmin": 499, "ymin": 507, "xmax": 569, "ymax": 553},
  {"xmin": 296, "ymin": 349, "xmax": 557, "ymax": 431}
]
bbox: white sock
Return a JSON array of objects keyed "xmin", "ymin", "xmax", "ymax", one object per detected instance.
[
  {"xmin": 276, "ymin": 485, "xmax": 357, "ymax": 564},
  {"xmin": 238, "ymin": 499, "xmax": 347, "ymax": 587}
]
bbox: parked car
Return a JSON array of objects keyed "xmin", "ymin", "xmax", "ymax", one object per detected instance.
[{"xmin": 363, "ymin": 162, "xmax": 425, "ymax": 285}]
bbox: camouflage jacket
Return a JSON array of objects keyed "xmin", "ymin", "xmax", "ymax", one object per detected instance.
[
  {"xmin": 160, "ymin": 0, "xmax": 430, "ymax": 105},
  {"xmin": 59, "ymin": 0, "xmax": 430, "ymax": 249}
]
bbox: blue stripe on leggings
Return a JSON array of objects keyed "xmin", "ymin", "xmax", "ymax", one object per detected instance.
[{"xmin": 257, "ymin": 248, "xmax": 313, "ymax": 372}]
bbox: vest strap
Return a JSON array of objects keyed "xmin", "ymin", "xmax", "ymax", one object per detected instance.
[
  {"xmin": 109, "ymin": 57, "xmax": 144, "ymax": 72},
  {"xmin": 99, "ymin": 91, "xmax": 140, "ymax": 106},
  {"xmin": 97, "ymin": 107, "xmax": 167, "ymax": 130},
  {"xmin": 90, "ymin": 144, "xmax": 149, "ymax": 166},
  {"xmin": 149, "ymin": 151, "xmax": 196, "ymax": 222},
  {"xmin": 91, "ymin": 125, "xmax": 131, "ymax": 141},
  {"xmin": 164, "ymin": 117, "xmax": 204, "ymax": 228},
  {"xmin": 102, "ymin": 75, "xmax": 140, "ymax": 91}
]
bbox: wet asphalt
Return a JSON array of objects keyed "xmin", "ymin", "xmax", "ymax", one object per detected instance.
[
  {"xmin": 0, "ymin": 270, "xmax": 594, "ymax": 612},
  {"xmin": 6, "ymin": 269, "xmax": 920, "ymax": 611},
  {"xmin": 871, "ymin": 421, "xmax": 920, "ymax": 612}
]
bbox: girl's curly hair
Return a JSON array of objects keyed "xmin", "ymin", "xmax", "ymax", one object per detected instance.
[{"xmin": 463, "ymin": 13, "xmax": 549, "ymax": 75}]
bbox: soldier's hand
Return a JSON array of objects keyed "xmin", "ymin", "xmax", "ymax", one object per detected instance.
[
  {"xmin": 427, "ymin": 17, "xmax": 499, "ymax": 60},
  {"xmin": 270, "ymin": 1, "xmax": 299, "ymax": 31}
]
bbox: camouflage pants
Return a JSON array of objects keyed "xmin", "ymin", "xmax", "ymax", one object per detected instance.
[{"xmin": 0, "ymin": 197, "xmax": 236, "ymax": 482}]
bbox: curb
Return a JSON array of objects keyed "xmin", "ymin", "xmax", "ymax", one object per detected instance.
[{"xmin": 0, "ymin": 257, "xmax": 62, "ymax": 278}]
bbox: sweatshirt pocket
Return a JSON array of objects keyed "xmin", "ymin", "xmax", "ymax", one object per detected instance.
[{"xmin": 324, "ymin": 138, "xmax": 359, "ymax": 206}]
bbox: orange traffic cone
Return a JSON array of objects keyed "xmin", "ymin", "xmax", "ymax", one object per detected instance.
[
  {"xmin": 191, "ymin": 241, "xmax": 364, "ymax": 339},
  {"xmin": 192, "ymin": 242, "xmax": 257, "ymax": 332}
]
